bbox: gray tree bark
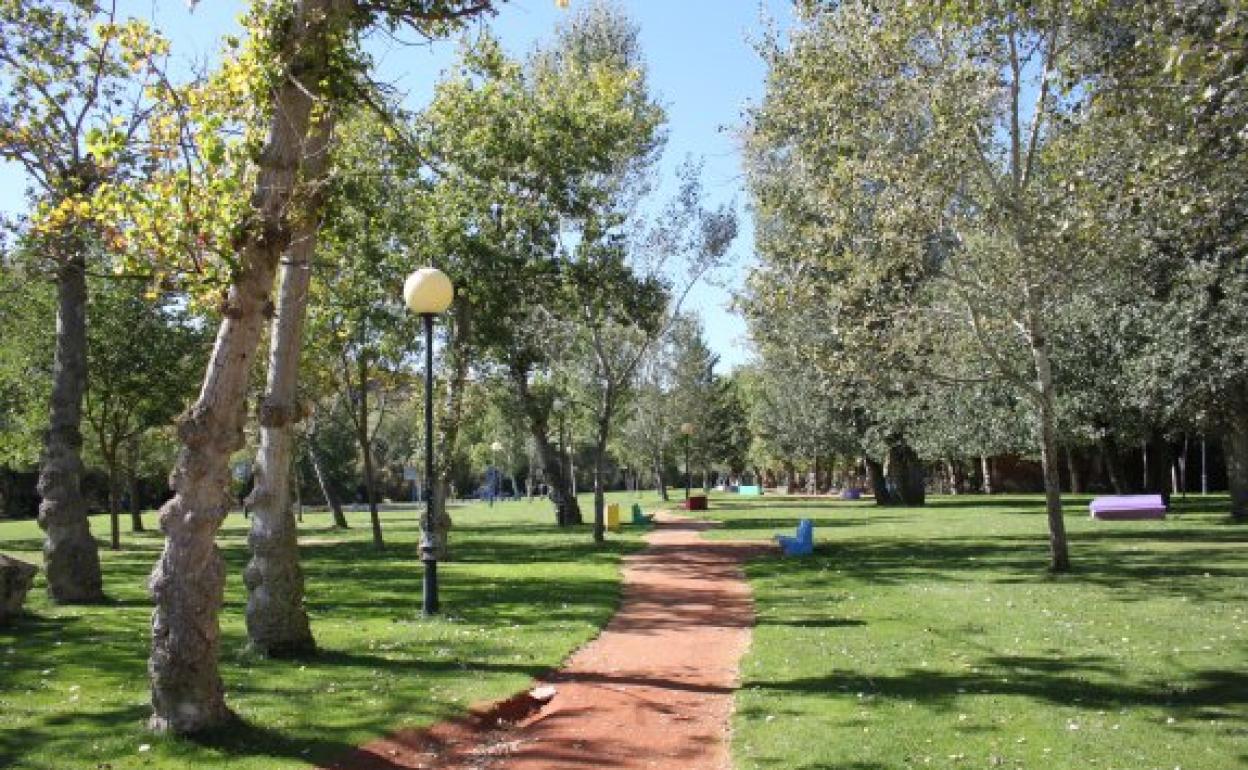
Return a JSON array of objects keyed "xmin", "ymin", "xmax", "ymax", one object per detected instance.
[
  {"xmin": 592, "ymin": 431, "xmax": 608, "ymax": 543},
  {"xmin": 242, "ymin": 118, "xmax": 332, "ymax": 658},
  {"xmin": 1100, "ymin": 438, "xmax": 1125, "ymax": 494},
  {"xmin": 866, "ymin": 456, "xmax": 893, "ymax": 505},
  {"xmin": 147, "ymin": 0, "xmax": 351, "ymax": 734},
  {"xmin": 307, "ymin": 439, "xmax": 348, "ymax": 528},
  {"xmin": 127, "ymin": 438, "xmax": 144, "ymax": 532},
  {"xmin": 106, "ymin": 462, "xmax": 121, "ymax": 551},
  {"xmin": 885, "ymin": 440, "xmax": 926, "ymax": 506},
  {"xmin": 653, "ymin": 451, "xmax": 668, "ymax": 501},
  {"xmin": 1029, "ymin": 318, "xmax": 1071, "ymax": 573},
  {"xmin": 355, "ymin": 352, "xmax": 385, "ymax": 551},
  {"xmin": 428, "ymin": 302, "xmax": 473, "ymax": 561},
  {"xmin": 38, "ymin": 252, "xmax": 104, "ymax": 604},
  {"xmin": 1223, "ymin": 409, "xmax": 1248, "ymax": 522},
  {"xmin": 980, "ymin": 455, "xmax": 993, "ymax": 494},
  {"xmin": 1144, "ymin": 430, "xmax": 1173, "ymax": 508},
  {"xmin": 1065, "ymin": 446, "xmax": 1084, "ymax": 495}
]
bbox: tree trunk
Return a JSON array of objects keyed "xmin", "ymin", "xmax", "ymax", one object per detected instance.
[
  {"xmin": 543, "ymin": 444, "xmax": 582, "ymax": 526},
  {"xmin": 1144, "ymin": 430, "xmax": 1173, "ymax": 508},
  {"xmin": 1222, "ymin": 409, "xmax": 1248, "ymax": 522},
  {"xmin": 653, "ymin": 451, "xmax": 668, "ymax": 501},
  {"xmin": 107, "ymin": 467, "xmax": 121, "ymax": 552},
  {"xmin": 1036, "ymin": 400, "xmax": 1070, "ymax": 572},
  {"xmin": 1101, "ymin": 438, "xmax": 1125, "ymax": 494},
  {"xmin": 127, "ymin": 439, "xmax": 144, "ymax": 532},
  {"xmin": 357, "ymin": 355, "xmax": 384, "ymax": 551},
  {"xmin": 510, "ymin": 362, "xmax": 581, "ymax": 525},
  {"xmin": 592, "ymin": 438, "xmax": 606, "ymax": 543},
  {"xmin": 1031, "ymin": 345, "xmax": 1071, "ymax": 572},
  {"xmin": 307, "ymin": 441, "xmax": 347, "ymax": 528},
  {"xmin": 980, "ymin": 455, "xmax": 993, "ymax": 494},
  {"xmin": 148, "ymin": 0, "xmax": 350, "ymax": 734},
  {"xmin": 38, "ymin": 253, "xmax": 104, "ymax": 603},
  {"xmin": 1065, "ymin": 446, "xmax": 1084, "ymax": 495},
  {"xmin": 428, "ymin": 302, "xmax": 473, "ymax": 562},
  {"xmin": 886, "ymin": 440, "xmax": 926, "ymax": 506},
  {"xmin": 429, "ymin": 478, "xmax": 452, "ymax": 560},
  {"xmin": 866, "ymin": 456, "xmax": 893, "ymax": 505},
  {"xmin": 243, "ymin": 126, "xmax": 329, "ymax": 655}
]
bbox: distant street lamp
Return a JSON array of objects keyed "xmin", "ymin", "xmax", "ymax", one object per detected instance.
[
  {"xmin": 490, "ymin": 440, "xmax": 503, "ymax": 505},
  {"xmin": 681, "ymin": 422, "xmax": 696, "ymax": 502},
  {"xmin": 403, "ymin": 267, "xmax": 454, "ymax": 617}
]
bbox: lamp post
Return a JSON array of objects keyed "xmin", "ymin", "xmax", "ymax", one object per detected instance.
[
  {"xmin": 681, "ymin": 422, "xmax": 696, "ymax": 502},
  {"xmin": 490, "ymin": 440, "xmax": 503, "ymax": 505},
  {"xmin": 403, "ymin": 267, "xmax": 454, "ymax": 617}
]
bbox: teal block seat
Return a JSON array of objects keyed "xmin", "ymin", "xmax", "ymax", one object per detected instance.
[{"xmin": 631, "ymin": 503, "xmax": 655, "ymax": 525}]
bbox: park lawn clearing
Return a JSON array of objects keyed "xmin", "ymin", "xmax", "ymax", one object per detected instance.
[
  {"xmin": 0, "ymin": 494, "xmax": 648, "ymax": 770},
  {"xmin": 704, "ymin": 493, "xmax": 1247, "ymax": 770}
]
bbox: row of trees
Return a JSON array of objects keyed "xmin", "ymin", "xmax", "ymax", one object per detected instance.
[
  {"xmin": 742, "ymin": 0, "xmax": 1248, "ymax": 571},
  {"xmin": 0, "ymin": 0, "xmax": 744, "ymax": 736}
]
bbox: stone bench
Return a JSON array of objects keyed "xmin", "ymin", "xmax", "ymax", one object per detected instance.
[
  {"xmin": 1, "ymin": 554, "xmax": 38, "ymax": 625},
  {"xmin": 1089, "ymin": 494, "xmax": 1167, "ymax": 520}
]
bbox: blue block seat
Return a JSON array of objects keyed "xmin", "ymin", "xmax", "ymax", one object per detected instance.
[{"xmin": 775, "ymin": 518, "xmax": 814, "ymax": 556}]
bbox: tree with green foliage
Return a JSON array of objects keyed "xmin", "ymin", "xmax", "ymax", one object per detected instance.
[
  {"xmin": 1, "ymin": 0, "xmax": 170, "ymax": 603},
  {"xmin": 301, "ymin": 396, "xmax": 357, "ymax": 529},
  {"xmin": 0, "ymin": 260, "xmax": 54, "ymax": 474},
  {"xmin": 413, "ymin": 5, "xmax": 681, "ymax": 532},
  {"xmin": 1073, "ymin": 1, "xmax": 1248, "ymax": 519},
  {"xmin": 747, "ymin": 0, "xmax": 1119, "ymax": 569},
  {"xmin": 83, "ymin": 280, "xmax": 209, "ymax": 551},
  {"xmin": 140, "ymin": 0, "xmax": 504, "ymax": 735}
]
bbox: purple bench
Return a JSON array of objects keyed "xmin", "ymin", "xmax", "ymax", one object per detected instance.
[{"xmin": 1089, "ymin": 494, "xmax": 1166, "ymax": 520}]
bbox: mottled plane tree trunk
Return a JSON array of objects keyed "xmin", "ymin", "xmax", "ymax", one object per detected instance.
[
  {"xmin": 147, "ymin": 0, "xmax": 352, "ymax": 734},
  {"xmin": 242, "ymin": 117, "xmax": 334, "ymax": 658},
  {"xmin": 38, "ymin": 251, "xmax": 104, "ymax": 603}
]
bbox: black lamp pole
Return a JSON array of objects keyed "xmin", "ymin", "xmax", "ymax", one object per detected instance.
[{"xmin": 421, "ymin": 313, "xmax": 438, "ymax": 616}]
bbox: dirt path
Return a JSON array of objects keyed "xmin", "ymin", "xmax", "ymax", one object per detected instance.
[{"xmin": 323, "ymin": 511, "xmax": 764, "ymax": 770}]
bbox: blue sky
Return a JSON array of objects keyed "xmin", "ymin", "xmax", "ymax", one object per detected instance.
[{"xmin": 2, "ymin": 0, "xmax": 797, "ymax": 369}]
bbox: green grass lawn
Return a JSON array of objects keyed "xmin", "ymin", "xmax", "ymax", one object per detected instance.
[
  {"xmin": 0, "ymin": 493, "xmax": 651, "ymax": 770},
  {"xmin": 705, "ymin": 493, "xmax": 1248, "ymax": 770}
]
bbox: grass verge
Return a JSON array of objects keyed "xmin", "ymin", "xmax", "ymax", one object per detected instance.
[
  {"xmin": 0, "ymin": 493, "xmax": 651, "ymax": 770},
  {"xmin": 704, "ymin": 493, "xmax": 1248, "ymax": 770}
]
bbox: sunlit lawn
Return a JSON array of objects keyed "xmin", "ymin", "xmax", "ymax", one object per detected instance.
[
  {"xmin": 704, "ymin": 493, "xmax": 1248, "ymax": 770},
  {"xmin": 0, "ymin": 492, "xmax": 651, "ymax": 769}
]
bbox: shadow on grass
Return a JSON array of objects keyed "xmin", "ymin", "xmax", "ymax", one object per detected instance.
[
  {"xmin": 711, "ymin": 515, "xmax": 902, "ymax": 532},
  {"xmin": 187, "ymin": 717, "xmax": 374, "ymax": 769},
  {"xmin": 737, "ymin": 501, "xmax": 1247, "ymax": 600},
  {"xmin": 0, "ymin": 515, "xmax": 639, "ymax": 770},
  {"xmin": 0, "ymin": 703, "xmax": 152, "ymax": 770},
  {"xmin": 746, "ymin": 663, "xmax": 1248, "ymax": 721}
]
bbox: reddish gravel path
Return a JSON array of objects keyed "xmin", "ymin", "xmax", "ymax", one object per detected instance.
[{"xmin": 322, "ymin": 511, "xmax": 765, "ymax": 770}]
